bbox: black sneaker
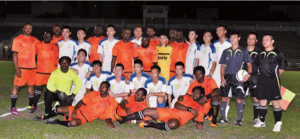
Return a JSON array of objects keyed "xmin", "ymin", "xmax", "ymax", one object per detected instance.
[
  {"xmin": 217, "ymin": 117, "xmax": 227, "ymax": 124},
  {"xmin": 33, "ymin": 115, "xmax": 45, "ymax": 121},
  {"xmin": 29, "ymin": 106, "xmax": 36, "ymax": 113},
  {"xmin": 235, "ymin": 118, "xmax": 242, "ymax": 126},
  {"xmin": 44, "ymin": 118, "xmax": 60, "ymax": 124}
]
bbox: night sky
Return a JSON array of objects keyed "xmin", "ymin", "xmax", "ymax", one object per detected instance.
[{"xmin": 1, "ymin": 1, "xmax": 300, "ymax": 21}]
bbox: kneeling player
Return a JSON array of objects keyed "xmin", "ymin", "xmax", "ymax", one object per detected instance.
[
  {"xmin": 115, "ymin": 86, "xmax": 216, "ymax": 131},
  {"xmin": 116, "ymin": 88, "xmax": 149, "ymax": 123},
  {"xmin": 37, "ymin": 81, "xmax": 118, "ymax": 128}
]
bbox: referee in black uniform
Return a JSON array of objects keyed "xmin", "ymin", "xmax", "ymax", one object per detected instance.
[{"xmin": 253, "ymin": 33, "xmax": 285, "ymax": 132}]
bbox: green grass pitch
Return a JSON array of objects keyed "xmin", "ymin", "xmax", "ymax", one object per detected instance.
[{"xmin": 0, "ymin": 61, "xmax": 299, "ymax": 138}]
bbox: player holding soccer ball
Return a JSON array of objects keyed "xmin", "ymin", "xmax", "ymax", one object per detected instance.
[{"xmin": 218, "ymin": 31, "xmax": 252, "ymax": 126}]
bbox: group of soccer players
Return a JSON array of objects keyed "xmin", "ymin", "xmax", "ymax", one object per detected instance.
[{"xmin": 10, "ymin": 23, "xmax": 285, "ymax": 132}]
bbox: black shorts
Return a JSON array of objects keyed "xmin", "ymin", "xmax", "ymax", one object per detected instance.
[
  {"xmin": 245, "ymin": 75, "xmax": 258, "ymax": 97},
  {"xmin": 220, "ymin": 74, "xmax": 246, "ymax": 99},
  {"xmin": 257, "ymin": 76, "xmax": 282, "ymax": 101}
]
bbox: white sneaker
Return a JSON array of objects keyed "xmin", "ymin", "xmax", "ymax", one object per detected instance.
[
  {"xmin": 253, "ymin": 121, "xmax": 265, "ymax": 127},
  {"xmin": 272, "ymin": 121, "xmax": 282, "ymax": 132},
  {"xmin": 253, "ymin": 118, "xmax": 261, "ymax": 124}
]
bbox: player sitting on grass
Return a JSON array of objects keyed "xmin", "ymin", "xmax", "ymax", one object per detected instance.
[
  {"xmin": 116, "ymin": 88, "xmax": 149, "ymax": 123},
  {"xmin": 37, "ymin": 81, "xmax": 118, "ymax": 128},
  {"xmin": 115, "ymin": 86, "xmax": 217, "ymax": 131}
]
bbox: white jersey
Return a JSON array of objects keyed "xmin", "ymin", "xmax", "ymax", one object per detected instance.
[
  {"xmin": 167, "ymin": 73, "xmax": 193, "ymax": 109},
  {"xmin": 58, "ymin": 39, "xmax": 78, "ymax": 63},
  {"xmin": 198, "ymin": 43, "xmax": 217, "ymax": 76},
  {"xmin": 74, "ymin": 41, "xmax": 91, "ymax": 62},
  {"xmin": 86, "ymin": 71, "xmax": 113, "ymax": 91},
  {"xmin": 129, "ymin": 71, "xmax": 151, "ymax": 90},
  {"xmin": 185, "ymin": 41, "xmax": 200, "ymax": 75},
  {"xmin": 130, "ymin": 36, "xmax": 142, "ymax": 45},
  {"xmin": 106, "ymin": 76, "xmax": 130, "ymax": 103},
  {"xmin": 212, "ymin": 38, "xmax": 231, "ymax": 87},
  {"xmin": 97, "ymin": 37, "xmax": 119, "ymax": 71},
  {"xmin": 144, "ymin": 76, "xmax": 167, "ymax": 108},
  {"xmin": 70, "ymin": 61, "xmax": 92, "ymax": 105}
]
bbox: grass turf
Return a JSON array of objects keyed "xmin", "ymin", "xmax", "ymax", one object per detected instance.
[{"xmin": 0, "ymin": 61, "xmax": 299, "ymax": 138}]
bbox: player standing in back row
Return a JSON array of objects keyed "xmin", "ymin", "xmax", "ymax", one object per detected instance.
[
  {"xmin": 57, "ymin": 26, "xmax": 77, "ymax": 64},
  {"xmin": 10, "ymin": 23, "xmax": 39, "ymax": 115},
  {"xmin": 253, "ymin": 33, "xmax": 285, "ymax": 132},
  {"xmin": 87, "ymin": 25, "xmax": 106, "ymax": 63}
]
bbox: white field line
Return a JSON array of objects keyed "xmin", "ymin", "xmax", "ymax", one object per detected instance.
[{"xmin": 0, "ymin": 101, "xmax": 44, "ymax": 118}]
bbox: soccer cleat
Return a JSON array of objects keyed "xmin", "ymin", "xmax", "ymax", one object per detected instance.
[
  {"xmin": 11, "ymin": 107, "xmax": 19, "ymax": 115},
  {"xmin": 114, "ymin": 114, "xmax": 124, "ymax": 124},
  {"xmin": 272, "ymin": 121, "xmax": 282, "ymax": 132},
  {"xmin": 253, "ymin": 118, "xmax": 261, "ymax": 124},
  {"xmin": 210, "ymin": 119, "xmax": 217, "ymax": 127},
  {"xmin": 217, "ymin": 117, "xmax": 227, "ymax": 124},
  {"xmin": 33, "ymin": 115, "xmax": 45, "ymax": 121},
  {"xmin": 208, "ymin": 115, "xmax": 213, "ymax": 121},
  {"xmin": 28, "ymin": 105, "xmax": 41, "ymax": 111},
  {"xmin": 235, "ymin": 119, "xmax": 242, "ymax": 126},
  {"xmin": 204, "ymin": 115, "xmax": 209, "ymax": 120},
  {"xmin": 139, "ymin": 121, "xmax": 151, "ymax": 128},
  {"xmin": 29, "ymin": 107, "xmax": 36, "ymax": 113},
  {"xmin": 234, "ymin": 118, "xmax": 244, "ymax": 124},
  {"xmin": 44, "ymin": 118, "xmax": 60, "ymax": 124},
  {"xmin": 253, "ymin": 121, "xmax": 266, "ymax": 128}
]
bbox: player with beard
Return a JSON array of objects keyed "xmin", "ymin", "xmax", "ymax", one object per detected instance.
[
  {"xmin": 135, "ymin": 36, "xmax": 158, "ymax": 74},
  {"xmin": 147, "ymin": 26, "xmax": 160, "ymax": 48}
]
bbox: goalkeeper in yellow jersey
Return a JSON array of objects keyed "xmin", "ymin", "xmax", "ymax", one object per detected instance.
[{"xmin": 34, "ymin": 56, "xmax": 82, "ymax": 121}]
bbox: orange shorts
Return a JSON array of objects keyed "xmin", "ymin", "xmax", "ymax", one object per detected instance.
[
  {"xmin": 64, "ymin": 106, "xmax": 88, "ymax": 125},
  {"xmin": 156, "ymin": 108, "xmax": 181, "ymax": 126},
  {"xmin": 123, "ymin": 72, "xmax": 132, "ymax": 79},
  {"xmin": 203, "ymin": 99, "xmax": 212, "ymax": 115},
  {"xmin": 176, "ymin": 110, "xmax": 197, "ymax": 125},
  {"xmin": 14, "ymin": 69, "xmax": 36, "ymax": 86},
  {"xmin": 35, "ymin": 73, "xmax": 51, "ymax": 86}
]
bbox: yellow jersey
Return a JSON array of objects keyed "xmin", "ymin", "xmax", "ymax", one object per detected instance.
[{"xmin": 156, "ymin": 45, "xmax": 172, "ymax": 68}]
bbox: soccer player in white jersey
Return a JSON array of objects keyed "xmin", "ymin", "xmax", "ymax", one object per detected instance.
[
  {"xmin": 213, "ymin": 24, "xmax": 232, "ymax": 118},
  {"xmin": 58, "ymin": 25, "xmax": 78, "ymax": 65},
  {"xmin": 130, "ymin": 25, "xmax": 143, "ymax": 46},
  {"xmin": 98, "ymin": 24, "xmax": 119, "ymax": 72},
  {"xmin": 74, "ymin": 28, "xmax": 91, "ymax": 62},
  {"xmin": 198, "ymin": 30, "xmax": 217, "ymax": 78},
  {"xmin": 69, "ymin": 49, "xmax": 92, "ymax": 105},
  {"xmin": 85, "ymin": 60, "xmax": 113, "ymax": 95},
  {"xmin": 129, "ymin": 59, "xmax": 151, "ymax": 95},
  {"xmin": 106, "ymin": 63, "xmax": 130, "ymax": 103},
  {"xmin": 144, "ymin": 65, "xmax": 167, "ymax": 108},
  {"xmin": 167, "ymin": 62, "xmax": 193, "ymax": 109},
  {"xmin": 185, "ymin": 30, "xmax": 200, "ymax": 75}
]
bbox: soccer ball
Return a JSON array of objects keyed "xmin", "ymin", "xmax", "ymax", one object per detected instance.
[{"xmin": 236, "ymin": 70, "xmax": 248, "ymax": 82}]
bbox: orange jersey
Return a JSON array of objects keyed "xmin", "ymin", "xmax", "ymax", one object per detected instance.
[
  {"xmin": 112, "ymin": 40, "xmax": 138, "ymax": 72},
  {"xmin": 35, "ymin": 41, "xmax": 56, "ymax": 73},
  {"xmin": 169, "ymin": 42, "xmax": 189, "ymax": 71},
  {"xmin": 51, "ymin": 35, "xmax": 63, "ymax": 66},
  {"xmin": 173, "ymin": 95, "xmax": 205, "ymax": 123},
  {"xmin": 136, "ymin": 46, "xmax": 158, "ymax": 72},
  {"xmin": 149, "ymin": 37, "xmax": 160, "ymax": 48},
  {"xmin": 186, "ymin": 77, "xmax": 218, "ymax": 96},
  {"xmin": 11, "ymin": 34, "xmax": 39, "ymax": 69},
  {"xmin": 117, "ymin": 95, "xmax": 148, "ymax": 117},
  {"xmin": 80, "ymin": 91, "xmax": 119, "ymax": 122},
  {"xmin": 87, "ymin": 36, "xmax": 106, "ymax": 63}
]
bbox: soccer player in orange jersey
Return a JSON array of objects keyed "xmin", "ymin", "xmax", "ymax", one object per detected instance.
[
  {"xmin": 111, "ymin": 28, "xmax": 138, "ymax": 78},
  {"xmin": 87, "ymin": 25, "xmax": 106, "ymax": 63},
  {"xmin": 169, "ymin": 30, "xmax": 189, "ymax": 78},
  {"xmin": 186, "ymin": 66, "xmax": 220, "ymax": 127},
  {"xmin": 39, "ymin": 81, "xmax": 118, "ymax": 128},
  {"xmin": 30, "ymin": 31, "xmax": 56, "ymax": 113},
  {"xmin": 116, "ymin": 86, "xmax": 218, "ymax": 131},
  {"xmin": 136, "ymin": 36, "xmax": 158, "ymax": 74},
  {"xmin": 51, "ymin": 25, "xmax": 63, "ymax": 68},
  {"xmin": 117, "ymin": 88, "xmax": 148, "ymax": 122},
  {"xmin": 10, "ymin": 23, "xmax": 40, "ymax": 115},
  {"xmin": 147, "ymin": 26, "xmax": 160, "ymax": 48}
]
